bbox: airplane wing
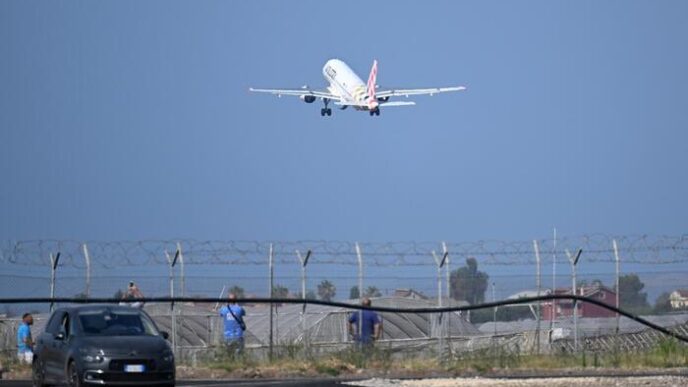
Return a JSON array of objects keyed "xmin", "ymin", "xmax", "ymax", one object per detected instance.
[
  {"xmin": 375, "ymin": 86, "xmax": 466, "ymax": 99},
  {"xmin": 249, "ymin": 87, "xmax": 341, "ymax": 101},
  {"xmin": 335, "ymin": 101, "xmax": 416, "ymax": 108}
]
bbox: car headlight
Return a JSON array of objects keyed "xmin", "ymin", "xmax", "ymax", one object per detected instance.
[
  {"xmin": 162, "ymin": 350, "xmax": 174, "ymax": 363},
  {"xmin": 82, "ymin": 354, "xmax": 104, "ymax": 363},
  {"xmin": 79, "ymin": 347, "xmax": 105, "ymax": 363}
]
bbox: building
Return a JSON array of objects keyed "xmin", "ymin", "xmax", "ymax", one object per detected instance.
[
  {"xmin": 670, "ymin": 289, "xmax": 688, "ymax": 309},
  {"xmin": 541, "ymin": 284, "xmax": 618, "ymax": 320},
  {"xmin": 393, "ymin": 288, "xmax": 428, "ymax": 300}
]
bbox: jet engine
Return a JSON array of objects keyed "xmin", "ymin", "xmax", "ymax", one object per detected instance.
[
  {"xmin": 377, "ymin": 96, "xmax": 390, "ymax": 102},
  {"xmin": 300, "ymin": 95, "xmax": 316, "ymax": 103}
]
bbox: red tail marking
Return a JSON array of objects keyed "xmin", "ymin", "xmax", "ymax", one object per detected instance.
[{"xmin": 366, "ymin": 60, "xmax": 378, "ymax": 109}]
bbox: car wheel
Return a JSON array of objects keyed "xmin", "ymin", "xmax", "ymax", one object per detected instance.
[
  {"xmin": 67, "ymin": 361, "xmax": 82, "ymax": 387},
  {"xmin": 31, "ymin": 357, "xmax": 50, "ymax": 387}
]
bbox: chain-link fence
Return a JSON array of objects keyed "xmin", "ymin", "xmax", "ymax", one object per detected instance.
[{"xmin": 1, "ymin": 235, "xmax": 687, "ymax": 363}]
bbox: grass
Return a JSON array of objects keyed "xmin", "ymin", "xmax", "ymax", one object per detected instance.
[
  {"xmin": 3, "ymin": 339, "xmax": 686, "ymax": 380},
  {"xmin": 200, "ymin": 338, "xmax": 688, "ymax": 378}
]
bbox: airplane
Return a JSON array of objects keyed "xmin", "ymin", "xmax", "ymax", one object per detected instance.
[{"xmin": 249, "ymin": 59, "xmax": 466, "ymax": 117}]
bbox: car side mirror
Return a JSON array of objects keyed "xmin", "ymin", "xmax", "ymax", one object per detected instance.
[
  {"xmin": 55, "ymin": 332, "xmax": 65, "ymax": 341},
  {"xmin": 160, "ymin": 331, "xmax": 169, "ymax": 340}
]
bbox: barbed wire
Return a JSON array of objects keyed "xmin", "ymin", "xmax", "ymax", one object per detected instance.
[{"xmin": 1, "ymin": 234, "xmax": 687, "ymax": 268}]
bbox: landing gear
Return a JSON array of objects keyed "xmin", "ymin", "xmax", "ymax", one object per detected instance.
[
  {"xmin": 320, "ymin": 98, "xmax": 332, "ymax": 117},
  {"xmin": 369, "ymin": 108, "xmax": 380, "ymax": 117}
]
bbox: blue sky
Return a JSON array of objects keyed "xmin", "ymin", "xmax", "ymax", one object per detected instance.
[{"xmin": 2, "ymin": 1, "xmax": 688, "ymax": 243}]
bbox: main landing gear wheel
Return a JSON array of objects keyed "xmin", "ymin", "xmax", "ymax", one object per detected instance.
[
  {"xmin": 369, "ymin": 108, "xmax": 380, "ymax": 116},
  {"xmin": 320, "ymin": 98, "xmax": 332, "ymax": 117}
]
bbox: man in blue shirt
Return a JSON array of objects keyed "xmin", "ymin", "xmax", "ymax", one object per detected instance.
[
  {"xmin": 219, "ymin": 293, "xmax": 246, "ymax": 356},
  {"xmin": 348, "ymin": 298, "xmax": 382, "ymax": 349},
  {"xmin": 17, "ymin": 313, "xmax": 34, "ymax": 364}
]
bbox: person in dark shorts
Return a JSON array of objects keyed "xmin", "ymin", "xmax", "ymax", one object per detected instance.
[{"xmin": 348, "ymin": 297, "xmax": 382, "ymax": 349}]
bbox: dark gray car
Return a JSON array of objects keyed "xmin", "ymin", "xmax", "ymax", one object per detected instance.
[{"xmin": 32, "ymin": 305, "xmax": 175, "ymax": 386}]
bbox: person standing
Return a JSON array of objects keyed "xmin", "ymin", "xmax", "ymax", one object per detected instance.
[
  {"xmin": 17, "ymin": 313, "xmax": 34, "ymax": 364},
  {"xmin": 219, "ymin": 293, "xmax": 246, "ymax": 356},
  {"xmin": 120, "ymin": 281, "xmax": 145, "ymax": 308},
  {"xmin": 348, "ymin": 298, "xmax": 382, "ymax": 349}
]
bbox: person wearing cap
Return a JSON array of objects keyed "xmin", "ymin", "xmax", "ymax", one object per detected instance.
[{"xmin": 218, "ymin": 293, "xmax": 246, "ymax": 356}]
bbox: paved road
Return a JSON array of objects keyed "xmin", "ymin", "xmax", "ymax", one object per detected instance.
[{"xmin": 0, "ymin": 379, "xmax": 344, "ymax": 387}]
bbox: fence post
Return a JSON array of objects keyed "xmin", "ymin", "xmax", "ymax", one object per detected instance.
[
  {"xmin": 177, "ymin": 242, "xmax": 185, "ymax": 359},
  {"xmin": 82, "ymin": 244, "xmax": 91, "ymax": 298},
  {"xmin": 533, "ymin": 239, "xmax": 541, "ymax": 354},
  {"xmin": 49, "ymin": 252, "xmax": 60, "ymax": 313},
  {"xmin": 431, "ymin": 250, "xmax": 443, "ymax": 359},
  {"xmin": 296, "ymin": 249, "xmax": 311, "ymax": 353},
  {"xmin": 443, "ymin": 242, "xmax": 451, "ymax": 358},
  {"xmin": 566, "ymin": 248, "xmax": 582, "ymax": 352},
  {"xmin": 355, "ymin": 242, "xmax": 363, "ymax": 346},
  {"xmin": 613, "ymin": 239, "xmax": 621, "ymax": 355},
  {"xmin": 268, "ymin": 243, "xmax": 274, "ymax": 361},
  {"xmin": 165, "ymin": 249, "xmax": 179, "ymax": 356},
  {"xmin": 550, "ymin": 228, "xmax": 557, "ymax": 330}
]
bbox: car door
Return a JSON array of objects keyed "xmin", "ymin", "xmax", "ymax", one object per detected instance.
[
  {"xmin": 41, "ymin": 310, "xmax": 64, "ymax": 381},
  {"xmin": 52, "ymin": 312, "xmax": 72, "ymax": 382}
]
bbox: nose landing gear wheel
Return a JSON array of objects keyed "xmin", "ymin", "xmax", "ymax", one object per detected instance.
[{"xmin": 321, "ymin": 108, "xmax": 332, "ymax": 116}]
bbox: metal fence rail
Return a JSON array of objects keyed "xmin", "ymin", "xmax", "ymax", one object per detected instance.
[{"xmin": 1, "ymin": 235, "xmax": 687, "ymax": 363}]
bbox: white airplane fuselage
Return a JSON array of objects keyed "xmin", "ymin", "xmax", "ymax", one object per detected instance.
[
  {"xmin": 249, "ymin": 58, "xmax": 465, "ymax": 117},
  {"xmin": 322, "ymin": 59, "xmax": 378, "ymax": 111}
]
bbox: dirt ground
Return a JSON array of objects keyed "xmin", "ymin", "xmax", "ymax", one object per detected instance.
[{"xmin": 344, "ymin": 376, "xmax": 688, "ymax": 387}]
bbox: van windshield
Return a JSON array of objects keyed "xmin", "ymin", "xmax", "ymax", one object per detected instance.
[{"xmin": 78, "ymin": 309, "xmax": 159, "ymax": 336}]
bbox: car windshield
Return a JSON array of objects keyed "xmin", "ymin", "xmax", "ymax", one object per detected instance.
[{"xmin": 78, "ymin": 309, "xmax": 159, "ymax": 336}]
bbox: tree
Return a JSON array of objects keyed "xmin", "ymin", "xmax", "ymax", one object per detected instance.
[
  {"xmin": 349, "ymin": 286, "xmax": 360, "ymax": 300},
  {"xmin": 306, "ymin": 290, "xmax": 317, "ymax": 300},
  {"xmin": 1, "ymin": 305, "xmax": 15, "ymax": 318},
  {"xmin": 578, "ymin": 279, "xmax": 604, "ymax": 288},
  {"xmin": 450, "ymin": 257, "xmax": 489, "ymax": 305},
  {"xmin": 654, "ymin": 292, "xmax": 672, "ymax": 314},
  {"xmin": 296, "ymin": 290, "xmax": 317, "ymax": 300},
  {"xmin": 272, "ymin": 284, "xmax": 289, "ymax": 298},
  {"xmin": 616, "ymin": 274, "xmax": 650, "ymax": 314},
  {"xmin": 364, "ymin": 286, "xmax": 382, "ymax": 298},
  {"xmin": 228, "ymin": 285, "xmax": 245, "ymax": 299},
  {"xmin": 73, "ymin": 292, "xmax": 88, "ymax": 300},
  {"xmin": 317, "ymin": 280, "xmax": 336, "ymax": 301}
]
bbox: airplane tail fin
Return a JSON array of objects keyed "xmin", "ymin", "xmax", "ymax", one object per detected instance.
[{"xmin": 366, "ymin": 60, "xmax": 378, "ymax": 109}]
